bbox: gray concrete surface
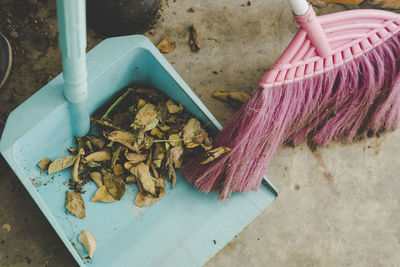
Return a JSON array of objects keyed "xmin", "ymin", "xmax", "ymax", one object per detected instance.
[{"xmin": 1, "ymin": 0, "xmax": 400, "ymax": 266}]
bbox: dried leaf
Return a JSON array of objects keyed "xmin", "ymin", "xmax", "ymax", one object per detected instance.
[
  {"xmin": 124, "ymin": 161, "xmax": 136, "ymax": 170},
  {"xmin": 169, "ymin": 134, "xmax": 183, "ymax": 147},
  {"xmin": 201, "ymin": 144, "xmax": 213, "ymax": 151},
  {"xmin": 159, "ymin": 125, "xmax": 170, "ymax": 132},
  {"xmin": 170, "ymin": 146, "xmax": 184, "ymax": 166},
  {"xmin": 125, "ymin": 152, "xmax": 147, "ymax": 163},
  {"xmin": 134, "ymin": 187, "xmax": 165, "ymax": 207},
  {"xmin": 166, "ymin": 99, "xmax": 183, "ymax": 114},
  {"xmin": 38, "ymin": 158, "xmax": 52, "ymax": 170},
  {"xmin": 150, "ymin": 127, "xmax": 164, "ymax": 138},
  {"xmin": 144, "ymin": 118, "xmax": 159, "ymax": 132},
  {"xmin": 111, "ymin": 146, "xmax": 122, "ymax": 169},
  {"xmin": 138, "ymin": 99, "xmax": 147, "ymax": 109},
  {"xmin": 153, "ymin": 152, "xmax": 165, "ymax": 168},
  {"xmin": 193, "ymin": 128, "xmax": 208, "ymax": 144},
  {"xmin": 85, "ymin": 140, "xmax": 93, "ymax": 152},
  {"xmin": 151, "ymin": 163, "xmax": 159, "ymax": 178},
  {"xmin": 169, "ymin": 167, "xmax": 177, "ymax": 188},
  {"xmin": 183, "ymin": 118, "xmax": 201, "ymax": 144},
  {"xmin": 186, "ymin": 142, "xmax": 199, "ymax": 148},
  {"xmin": 143, "ymin": 135, "xmax": 154, "ymax": 150},
  {"xmin": 156, "ymin": 38, "xmax": 176, "ymax": 53},
  {"xmin": 129, "ymin": 163, "xmax": 156, "ymax": 196},
  {"xmin": 96, "ymin": 120, "xmax": 124, "ymax": 131},
  {"xmin": 200, "ymin": 146, "xmax": 231, "ymax": 165},
  {"xmin": 103, "ymin": 174, "xmax": 126, "ymax": 200},
  {"xmin": 90, "ymin": 172, "xmax": 103, "ymax": 187},
  {"xmin": 212, "ymin": 90, "xmax": 250, "ymax": 108},
  {"xmin": 114, "ymin": 164, "xmax": 124, "ymax": 176},
  {"xmin": 68, "ymin": 147, "xmax": 78, "ymax": 155},
  {"xmin": 125, "ymin": 175, "xmax": 136, "ymax": 184},
  {"xmin": 78, "ymin": 230, "xmax": 96, "ymax": 259},
  {"xmin": 85, "ymin": 135, "xmax": 106, "ymax": 150},
  {"xmin": 188, "ymin": 24, "xmax": 200, "ymax": 52},
  {"xmin": 106, "ymin": 131, "xmax": 139, "ymax": 152},
  {"xmin": 84, "ymin": 149, "xmax": 111, "ymax": 163},
  {"xmin": 65, "ymin": 191, "xmax": 85, "ymax": 218},
  {"xmin": 91, "ymin": 185, "xmax": 115, "ymax": 203},
  {"xmin": 72, "ymin": 149, "xmax": 85, "ymax": 183},
  {"xmin": 157, "ymin": 103, "xmax": 168, "ymax": 125},
  {"xmin": 131, "ymin": 104, "xmax": 157, "ymax": 128},
  {"xmin": 48, "ymin": 155, "xmax": 76, "ymax": 174}
]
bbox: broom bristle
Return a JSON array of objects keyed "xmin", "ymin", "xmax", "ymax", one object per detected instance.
[{"xmin": 183, "ymin": 32, "xmax": 400, "ymax": 200}]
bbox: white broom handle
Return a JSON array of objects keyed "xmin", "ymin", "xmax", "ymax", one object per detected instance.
[{"xmin": 287, "ymin": 0, "xmax": 309, "ymax": 15}]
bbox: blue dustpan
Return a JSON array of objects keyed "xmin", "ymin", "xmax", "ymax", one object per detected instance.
[{"xmin": 0, "ymin": 1, "xmax": 277, "ymax": 266}]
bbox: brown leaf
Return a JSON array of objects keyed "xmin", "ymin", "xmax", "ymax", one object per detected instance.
[
  {"xmin": 65, "ymin": 191, "xmax": 85, "ymax": 218},
  {"xmin": 125, "ymin": 152, "xmax": 147, "ymax": 163},
  {"xmin": 156, "ymin": 38, "xmax": 176, "ymax": 53},
  {"xmin": 103, "ymin": 173, "xmax": 126, "ymax": 200},
  {"xmin": 186, "ymin": 142, "xmax": 199, "ymax": 148},
  {"xmin": 84, "ymin": 149, "xmax": 111, "ymax": 163},
  {"xmin": 170, "ymin": 146, "xmax": 184, "ymax": 166},
  {"xmin": 131, "ymin": 104, "xmax": 157, "ymax": 128},
  {"xmin": 138, "ymin": 99, "xmax": 147, "ymax": 109},
  {"xmin": 85, "ymin": 140, "xmax": 93, "ymax": 152},
  {"xmin": 68, "ymin": 147, "xmax": 78, "ymax": 155},
  {"xmin": 200, "ymin": 146, "xmax": 231, "ymax": 165},
  {"xmin": 169, "ymin": 134, "xmax": 183, "ymax": 147},
  {"xmin": 150, "ymin": 127, "xmax": 164, "ymax": 138},
  {"xmin": 72, "ymin": 149, "xmax": 85, "ymax": 183},
  {"xmin": 90, "ymin": 186, "xmax": 115, "ymax": 203},
  {"xmin": 125, "ymin": 175, "xmax": 137, "ymax": 184},
  {"xmin": 48, "ymin": 155, "xmax": 76, "ymax": 174},
  {"xmin": 38, "ymin": 158, "xmax": 52, "ymax": 170},
  {"xmin": 85, "ymin": 136, "xmax": 106, "ymax": 150},
  {"xmin": 183, "ymin": 118, "xmax": 201, "ymax": 144},
  {"xmin": 159, "ymin": 125, "xmax": 171, "ymax": 132},
  {"xmin": 129, "ymin": 163, "xmax": 156, "ymax": 196},
  {"xmin": 90, "ymin": 172, "xmax": 103, "ymax": 187},
  {"xmin": 96, "ymin": 119, "xmax": 124, "ymax": 131},
  {"xmin": 212, "ymin": 90, "xmax": 250, "ymax": 108},
  {"xmin": 106, "ymin": 131, "xmax": 139, "ymax": 151},
  {"xmin": 153, "ymin": 152, "xmax": 165, "ymax": 168},
  {"xmin": 144, "ymin": 118, "xmax": 159, "ymax": 132},
  {"xmin": 188, "ymin": 24, "xmax": 200, "ymax": 52},
  {"xmin": 166, "ymin": 99, "xmax": 183, "ymax": 114},
  {"xmin": 193, "ymin": 128, "xmax": 208, "ymax": 144},
  {"xmin": 114, "ymin": 164, "xmax": 124, "ymax": 176},
  {"xmin": 111, "ymin": 146, "xmax": 122, "ymax": 169},
  {"xmin": 134, "ymin": 188, "xmax": 165, "ymax": 207}
]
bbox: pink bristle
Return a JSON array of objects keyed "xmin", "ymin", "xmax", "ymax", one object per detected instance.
[{"xmin": 183, "ymin": 32, "xmax": 400, "ymax": 200}]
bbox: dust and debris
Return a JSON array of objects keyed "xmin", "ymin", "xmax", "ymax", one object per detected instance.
[
  {"xmin": 188, "ymin": 24, "xmax": 200, "ymax": 52},
  {"xmin": 156, "ymin": 38, "xmax": 176, "ymax": 53},
  {"xmin": 2, "ymin": 223, "xmax": 11, "ymax": 232}
]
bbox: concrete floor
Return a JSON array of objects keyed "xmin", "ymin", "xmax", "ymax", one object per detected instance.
[{"xmin": 1, "ymin": 0, "xmax": 400, "ymax": 266}]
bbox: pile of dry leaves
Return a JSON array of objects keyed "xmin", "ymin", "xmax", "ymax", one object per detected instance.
[{"xmin": 38, "ymin": 87, "xmax": 230, "ymax": 219}]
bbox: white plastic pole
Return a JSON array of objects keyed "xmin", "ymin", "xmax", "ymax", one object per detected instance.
[{"xmin": 287, "ymin": 0, "xmax": 309, "ymax": 15}]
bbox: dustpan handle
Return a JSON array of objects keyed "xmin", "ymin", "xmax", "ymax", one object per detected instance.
[{"xmin": 56, "ymin": 0, "xmax": 90, "ymax": 137}]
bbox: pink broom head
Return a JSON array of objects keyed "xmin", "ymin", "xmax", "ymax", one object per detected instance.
[{"xmin": 183, "ymin": 7, "xmax": 400, "ymax": 200}]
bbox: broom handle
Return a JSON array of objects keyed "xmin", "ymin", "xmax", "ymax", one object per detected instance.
[
  {"xmin": 56, "ymin": 0, "xmax": 90, "ymax": 137},
  {"xmin": 287, "ymin": 0, "xmax": 332, "ymax": 57}
]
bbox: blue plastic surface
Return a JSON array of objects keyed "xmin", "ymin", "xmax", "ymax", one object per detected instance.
[
  {"xmin": 0, "ymin": 35, "xmax": 277, "ymax": 267},
  {"xmin": 56, "ymin": 0, "xmax": 90, "ymax": 137}
]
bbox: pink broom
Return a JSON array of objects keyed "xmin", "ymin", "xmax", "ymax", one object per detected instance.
[{"xmin": 183, "ymin": 0, "xmax": 400, "ymax": 199}]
